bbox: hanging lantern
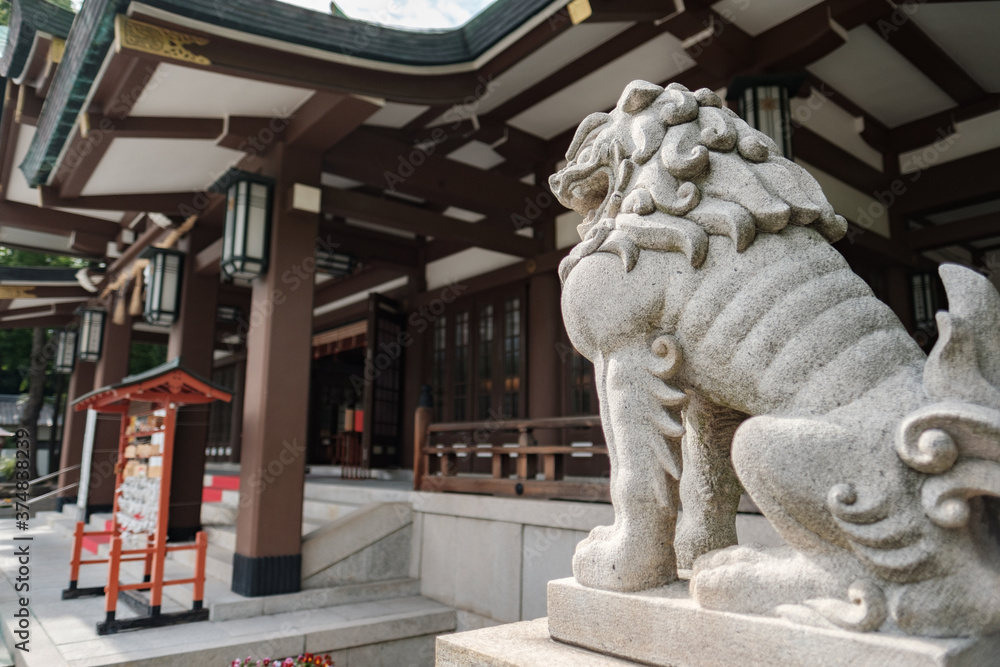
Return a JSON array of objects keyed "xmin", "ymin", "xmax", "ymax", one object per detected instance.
[
  {"xmin": 219, "ymin": 171, "xmax": 273, "ymax": 281},
  {"xmin": 77, "ymin": 307, "xmax": 106, "ymax": 362},
  {"xmin": 54, "ymin": 330, "xmax": 77, "ymax": 374},
  {"xmin": 315, "ymin": 247, "xmax": 355, "ymax": 278},
  {"xmin": 139, "ymin": 247, "xmax": 185, "ymax": 326},
  {"xmin": 726, "ymin": 73, "xmax": 806, "ymax": 159}
]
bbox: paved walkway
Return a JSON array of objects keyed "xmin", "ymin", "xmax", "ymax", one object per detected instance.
[{"xmin": 0, "ymin": 517, "xmax": 450, "ymax": 666}]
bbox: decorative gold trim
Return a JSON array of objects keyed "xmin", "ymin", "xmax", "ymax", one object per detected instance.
[
  {"xmin": 0, "ymin": 286, "xmax": 36, "ymax": 299},
  {"xmin": 114, "ymin": 15, "xmax": 211, "ymax": 66},
  {"xmin": 48, "ymin": 38, "xmax": 65, "ymax": 65},
  {"xmin": 567, "ymin": 0, "xmax": 592, "ymax": 25}
]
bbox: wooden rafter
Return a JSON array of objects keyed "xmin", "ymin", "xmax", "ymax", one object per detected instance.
[
  {"xmin": 323, "ymin": 187, "xmax": 540, "ymax": 258},
  {"xmin": 906, "ymin": 213, "xmax": 1000, "ymax": 250}
]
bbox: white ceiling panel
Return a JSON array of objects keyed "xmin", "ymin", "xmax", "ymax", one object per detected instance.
[
  {"xmin": 81, "ymin": 139, "xmax": 245, "ymax": 196},
  {"xmin": 364, "ymin": 102, "xmax": 430, "ymax": 128},
  {"xmin": 808, "ymin": 25, "xmax": 955, "ymax": 127},
  {"xmin": 0, "ymin": 227, "xmax": 72, "ymax": 253},
  {"xmin": 129, "ymin": 63, "xmax": 315, "ymax": 118},
  {"xmin": 447, "ymin": 140, "xmax": 505, "ymax": 170},
  {"xmin": 508, "ymin": 32, "xmax": 696, "ymax": 139},
  {"xmin": 911, "ymin": 2, "xmax": 1000, "ymax": 92},
  {"xmin": 425, "ymin": 247, "xmax": 520, "ymax": 290},
  {"xmin": 899, "ymin": 108, "xmax": 1000, "ymax": 174},
  {"xmin": 791, "ymin": 87, "xmax": 882, "ymax": 171},
  {"xmin": 6, "ymin": 124, "xmax": 40, "ymax": 206},
  {"xmin": 711, "ymin": 0, "xmax": 824, "ymax": 36},
  {"xmin": 471, "ymin": 22, "xmax": 633, "ymax": 117}
]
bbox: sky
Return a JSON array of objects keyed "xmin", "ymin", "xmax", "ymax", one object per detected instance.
[{"xmin": 284, "ymin": 0, "xmax": 499, "ymax": 29}]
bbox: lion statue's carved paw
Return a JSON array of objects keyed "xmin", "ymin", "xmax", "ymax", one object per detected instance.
[{"xmin": 572, "ymin": 522, "xmax": 679, "ymax": 592}]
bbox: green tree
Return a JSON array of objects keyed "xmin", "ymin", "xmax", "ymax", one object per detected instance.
[
  {"xmin": 0, "ymin": 247, "xmax": 87, "ymax": 477},
  {"xmin": 129, "ymin": 342, "xmax": 167, "ymax": 375}
]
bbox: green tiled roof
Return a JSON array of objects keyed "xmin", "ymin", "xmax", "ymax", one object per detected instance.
[
  {"xmin": 19, "ymin": 0, "xmax": 554, "ymax": 188},
  {"xmin": 0, "ymin": 0, "xmax": 75, "ymax": 80}
]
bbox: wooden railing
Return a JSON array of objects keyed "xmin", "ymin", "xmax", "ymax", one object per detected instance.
[{"xmin": 413, "ymin": 411, "xmax": 609, "ymax": 502}]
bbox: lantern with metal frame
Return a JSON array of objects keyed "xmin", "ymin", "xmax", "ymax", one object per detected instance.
[
  {"xmin": 140, "ymin": 246, "xmax": 185, "ymax": 326},
  {"xmin": 54, "ymin": 329, "xmax": 77, "ymax": 374},
  {"xmin": 726, "ymin": 73, "xmax": 807, "ymax": 159},
  {"xmin": 218, "ymin": 170, "xmax": 273, "ymax": 281},
  {"xmin": 76, "ymin": 307, "xmax": 106, "ymax": 362}
]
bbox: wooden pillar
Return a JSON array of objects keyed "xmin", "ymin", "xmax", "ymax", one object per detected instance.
[
  {"xmin": 232, "ymin": 145, "xmax": 319, "ymax": 597},
  {"xmin": 228, "ymin": 359, "xmax": 246, "ymax": 463},
  {"xmin": 527, "ymin": 271, "xmax": 562, "ymax": 447},
  {"xmin": 87, "ymin": 312, "xmax": 132, "ymax": 513},
  {"xmin": 166, "ymin": 225, "xmax": 219, "ymax": 541},
  {"xmin": 56, "ymin": 359, "xmax": 96, "ymax": 510}
]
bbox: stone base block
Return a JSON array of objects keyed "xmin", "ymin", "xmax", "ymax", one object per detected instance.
[
  {"xmin": 436, "ymin": 618, "xmax": 636, "ymax": 666},
  {"xmin": 547, "ymin": 578, "xmax": 1000, "ymax": 667}
]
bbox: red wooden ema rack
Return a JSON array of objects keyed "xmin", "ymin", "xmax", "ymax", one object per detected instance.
[{"xmin": 61, "ymin": 358, "xmax": 231, "ymax": 635}]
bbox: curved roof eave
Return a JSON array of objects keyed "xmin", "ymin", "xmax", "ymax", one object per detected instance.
[{"xmin": 18, "ymin": 0, "xmax": 559, "ymax": 189}]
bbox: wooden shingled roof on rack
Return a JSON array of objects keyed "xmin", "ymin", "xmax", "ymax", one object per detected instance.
[{"xmin": 72, "ymin": 357, "xmax": 232, "ymax": 412}]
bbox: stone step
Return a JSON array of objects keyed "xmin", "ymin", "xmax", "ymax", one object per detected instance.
[
  {"xmin": 302, "ymin": 498, "xmax": 358, "ymax": 523},
  {"xmin": 58, "ymin": 596, "xmax": 455, "ymax": 667},
  {"xmin": 303, "ymin": 481, "xmax": 412, "ymax": 506},
  {"xmin": 171, "ymin": 542, "xmax": 234, "ymax": 583},
  {"xmin": 209, "ymin": 578, "xmax": 423, "ymax": 622},
  {"xmin": 201, "ymin": 501, "xmax": 238, "ymax": 526},
  {"xmin": 205, "ymin": 521, "xmax": 321, "ymax": 553}
]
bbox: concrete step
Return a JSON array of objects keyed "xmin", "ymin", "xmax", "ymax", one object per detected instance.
[
  {"xmin": 171, "ymin": 542, "xmax": 233, "ymax": 583},
  {"xmin": 201, "ymin": 501, "xmax": 238, "ymax": 525},
  {"xmin": 62, "ymin": 596, "xmax": 455, "ymax": 667},
  {"xmin": 40, "ymin": 511, "xmax": 76, "ymax": 537},
  {"xmin": 302, "ymin": 498, "xmax": 358, "ymax": 523},
  {"xmin": 210, "ymin": 577, "xmax": 423, "ymax": 622},
  {"xmin": 302, "ymin": 502, "xmax": 412, "ymax": 589},
  {"xmin": 303, "ymin": 481, "xmax": 412, "ymax": 506},
  {"xmin": 206, "ymin": 520, "xmax": 323, "ymax": 553}
]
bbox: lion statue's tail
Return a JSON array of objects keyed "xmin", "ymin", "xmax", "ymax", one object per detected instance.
[{"xmin": 812, "ymin": 264, "xmax": 1000, "ymax": 637}]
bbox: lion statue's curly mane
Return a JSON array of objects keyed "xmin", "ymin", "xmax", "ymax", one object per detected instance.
[{"xmin": 552, "ymin": 80, "xmax": 847, "ymax": 282}]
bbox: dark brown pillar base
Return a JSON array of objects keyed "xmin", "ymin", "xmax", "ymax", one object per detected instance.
[
  {"xmin": 55, "ymin": 496, "xmax": 77, "ymax": 511},
  {"xmin": 231, "ymin": 552, "xmax": 301, "ymax": 597}
]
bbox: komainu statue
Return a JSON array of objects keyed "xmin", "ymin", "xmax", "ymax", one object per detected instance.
[{"xmin": 551, "ymin": 79, "xmax": 1000, "ymax": 638}]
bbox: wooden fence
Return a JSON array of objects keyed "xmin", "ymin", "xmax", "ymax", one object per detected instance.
[{"xmin": 413, "ymin": 411, "xmax": 609, "ymax": 502}]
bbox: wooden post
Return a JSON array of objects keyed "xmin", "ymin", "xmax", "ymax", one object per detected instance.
[
  {"xmin": 543, "ymin": 452, "xmax": 565, "ymax": 481},
  {"xmin": 68, "ymin": 521, "xmax": 84, "ymax": 589},
  {"xmin": 149, "ymin": 405, "xmax": 177, "ymax": 615},
  {"xmin": 105, "ymin": 535, "xmax": 122, "ymax": 623},
  {"xmin": 516, "ymin": 427, "xmax": 538, "ymax": 480},
  {"xmin": 413, "ymin": 401, "xmax": 432, "ymax": 489},
  {"xmin": 192, "ymin": 531, "xmax": 208, "ymax": 610}
]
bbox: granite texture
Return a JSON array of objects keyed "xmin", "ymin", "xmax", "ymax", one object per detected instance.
[
  {"xmin": 547, "ymin": 578, "xmax": 1000, "ymax": 667},
  {"xmin": 551, "ymin": 79, "xmax": 1000, "ymax": 638}
]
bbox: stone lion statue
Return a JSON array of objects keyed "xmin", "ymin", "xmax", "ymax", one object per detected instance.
[{"xmin": 551, "ymin": 80, "xmax": 1000, "ymax": 638}]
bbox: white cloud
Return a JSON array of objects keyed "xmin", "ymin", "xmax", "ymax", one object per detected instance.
[{"xmin": 283, "ymin": 0, "xmax": 498, "ymax": 29}]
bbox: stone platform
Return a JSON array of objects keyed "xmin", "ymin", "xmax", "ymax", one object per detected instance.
[{"xmin": 545, "ymin": 578, "xmax": 1000, "ymax": 667}]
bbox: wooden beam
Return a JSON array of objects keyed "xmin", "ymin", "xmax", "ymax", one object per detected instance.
[
  {"xmin": 792, "ymin": 127, "xmax": 886, "ymax": 195},
  {"xmin": 285, "ymin": 93, "xmax": 382, "ymax": 152},
  {"xmin": 216, "ymin": 116, "xmax": 285, "ymax": 152},
  {"xmin": 587, "ymin": 0, "xmax": 679, "ymax": 22},
  {"xmin": 323, "ymin": 187, "xmax": 540, "ymax": 258},
  {"xmin": 324, "ymin": 128, "xmax": 556, "ymax": 225},
  {"xmin": 0, "ymin": 199, "xmax": 120, "ymax": 238},
  {"xmin": 15, "ymin": 86, "xmax": 43, "ymax": 126},
  {"xmin": 39, "ymin": 187, "xmax": 221, "ymax": 215},
  {"xmin": 0, "ymin": 314, "xmax": 74, "ymax": 329},
  {"xmin": 907, "ymin": 213, "xmax": 1000, "ymax": 250},
  {"xmin": 313, "ymin": 265, "xmax": 405, "ymax": 308},
  {"xmin": 0, "ymin": 285, "xmax": 92, "ymax": 299},
  {"xmin": 885, "ymin": 94, "xmax": 1000, "ymax": 153},
  {"xmin": 0, "ymin": 82, "xmax": 20, "ymax": 201},
  {"xmin": 85, "ymin": 115, "xmax": 225, "ymax": 140},
  {"xmin": 896, "ymin": 147, "xmax": 1000, "ymax": 216},
  {"xmin": 871, "ymin": 15, "xmax": 985, "ymax": 106},
  {"xmin": 483, "ymin": 21, "xmax": 672, "ymax": 123},
  {"xmin": 319, "ymin": 219, "xmax": 420, "ymax": 269},
  {"xmin": 194, "ymin": 237, "xmax": 223, "ymax": 275}
]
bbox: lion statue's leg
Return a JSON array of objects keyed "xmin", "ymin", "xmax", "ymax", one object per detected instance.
[
  {"xmin": 573, "ymin": 345, "xmax": 685, "ymax": 592},
  {"xmin": 675, "ymin": 393, "xmax": 746, "ymax": 570}
]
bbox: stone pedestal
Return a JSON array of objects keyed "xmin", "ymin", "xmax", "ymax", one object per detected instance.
[
  {"xmin": 436, "ymin": 579, "xmax": 1000, "ymax": 666},
  {"xmin": 546, "ymin": 578, "xmax": 1000, "ymax": 667}
]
